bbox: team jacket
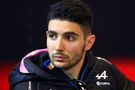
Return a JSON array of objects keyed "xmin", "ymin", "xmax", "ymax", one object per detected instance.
[{"xmin": 8, "ymin": 49, "xmax": 135, "ymax": 90}]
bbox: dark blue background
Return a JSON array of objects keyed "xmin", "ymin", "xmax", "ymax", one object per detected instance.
[{"xmin": 1, "ymin": 0, "xmax": 135, "ymax": 60}]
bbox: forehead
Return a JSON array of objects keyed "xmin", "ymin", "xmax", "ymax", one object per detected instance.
[{"xmin": 48, "ymin": 19, "xmax": 84, "ymax": 35}]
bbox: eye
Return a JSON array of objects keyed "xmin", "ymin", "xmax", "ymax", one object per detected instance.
[
  {"xmin": 65, "ymin": 35, "xmax": 75, "ymax": 41},
  {"xmin": 48, "ymin": 33, "xmax": 57, "ymax": 40}
]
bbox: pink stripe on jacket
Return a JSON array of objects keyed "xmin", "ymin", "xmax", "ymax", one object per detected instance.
[{"xmin": 19, "ymin": 49, "xmax": 48, "ymax": 73}]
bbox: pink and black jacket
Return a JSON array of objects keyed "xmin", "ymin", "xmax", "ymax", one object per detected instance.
[{"xmin": 8, "ymin": 49, "xmax": 135, "ymax": 90}]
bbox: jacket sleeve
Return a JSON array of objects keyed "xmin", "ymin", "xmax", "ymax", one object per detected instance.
[
  {"xmin": 11, "ymin": 82, "xmax": 29, "ymax": 90},
  {"xmin": 8, "ymin": 62, "xmax": 37, "ymax": 90},
  {"xmin": 111, "ymin": 64, "xmax": 135, "ymax": 90},
  {"xmin": 10, "ymin": 81, "xmax": 38, "ymax": 90}
]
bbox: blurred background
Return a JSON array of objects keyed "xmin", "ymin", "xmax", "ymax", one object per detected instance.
[{"xmin": 1, "ymin": 0, "xmax": 135, "ymax": 90}]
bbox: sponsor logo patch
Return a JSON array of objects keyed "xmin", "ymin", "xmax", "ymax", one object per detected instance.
[{"xmin": 95, "ymin": 70, "xmax": 110, "ymax": 86}]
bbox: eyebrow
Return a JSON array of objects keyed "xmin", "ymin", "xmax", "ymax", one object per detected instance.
[
  {"xmin": 46, "ymin": 30, "xmax": 58, "ymax": 34},
  {"xmin": 63, "ymin": 32, "xmax": 79, "ymax": 37},
  {"xmin": 47, "ymin": 30, "xmax": 79, "ymax": 37}
]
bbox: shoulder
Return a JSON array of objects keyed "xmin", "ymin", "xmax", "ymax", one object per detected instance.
[
  {"xmin": 8, "ymin": 49, "xmax": 50, "ymax": 87},
  {"xmin": 94, "ymin": 56, "xmax": 135, "ymax": 90},
  {"xmin": 94, "ymin": 56, "xmax": 124, "ymax": 76},
  {"xmin": 91, "ymin": 56, "xmax": 126, "ymax": 82},
  {"xmin": 94, "ymin": 56, "xmax": 113, "ymax": 70}
]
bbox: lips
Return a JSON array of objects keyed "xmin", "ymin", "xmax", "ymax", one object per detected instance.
[
  {"xmin": 53, "ymin": 56, "xmax": 65, "ymax": 61},
  {"xmin": 53, "ymin": 54, "xmax": 67, "ymax": 61}
]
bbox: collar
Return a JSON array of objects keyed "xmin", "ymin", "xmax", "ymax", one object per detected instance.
[{"xmin": 78, "ymin": 50, "xmax": 95, "ymax": 81}]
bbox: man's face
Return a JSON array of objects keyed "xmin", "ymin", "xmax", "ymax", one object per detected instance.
[{"xmin": 47, "ymin": 19, "xmax": 89, "ymax": 69}]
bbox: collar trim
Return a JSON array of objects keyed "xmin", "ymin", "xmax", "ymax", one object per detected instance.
[{"xmin": 19, "ymin": 49, "xmax": 48, "ymax": 73}]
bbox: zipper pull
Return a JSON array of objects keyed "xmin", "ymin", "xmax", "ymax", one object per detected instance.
[
  {"xmin": 73, "ymin": 79, "xmax": 86, "ymax": 90},
  {"xmin": 28, "ymin": 81, "xmax": 32, "ymax": 90}
]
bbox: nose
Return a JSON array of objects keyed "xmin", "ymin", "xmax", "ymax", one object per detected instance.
[{"xmin": 55, "ymin": 37, "xmax": 64, "ymax": 51}]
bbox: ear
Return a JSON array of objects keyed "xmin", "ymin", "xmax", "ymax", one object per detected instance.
[{"xmin": 85, "ymin": 34, "xmax": 96, "ymax": 51}]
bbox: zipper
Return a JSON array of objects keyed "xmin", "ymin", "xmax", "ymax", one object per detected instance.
[{"xmin": 28, "ymin": 81, "xmax": 32, "ymax": 90}]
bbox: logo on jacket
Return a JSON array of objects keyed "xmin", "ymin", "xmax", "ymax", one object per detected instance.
[
  {"xmin": 95, "ymin": 70, "xmax": 110, "ymax": 86},
  {"xmin": 96, "ymin": 81, "xmax": 110, "ymax": 86},
  {"xmin": 96, "ymin": 70, "xmax": 108, "ymax": 80}
]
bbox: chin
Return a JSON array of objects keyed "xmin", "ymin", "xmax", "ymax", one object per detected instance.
[
  {"xmin": 53, "ymin": 62, "xmax": 64, "ymax": 68},
  {"xmin": 54, "ymin": 64, "xmax": 69, "ymax": 69},
  {"xmin": 55, "ymin": 65, "xmax": 65, "ymax": 69}
]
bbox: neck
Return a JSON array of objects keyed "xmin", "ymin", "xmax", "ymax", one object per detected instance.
[{"xmin": 62, "ymin": 52, "xmax": 86, "ymax": 79}]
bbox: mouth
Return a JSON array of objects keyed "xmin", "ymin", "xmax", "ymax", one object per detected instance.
[
  {"xmin": 53, "ymin": 54, "xmax": 67, "ymax": 61},
  {"xmin": 53, "ymin": 56, "xmax": 65, "ymax": 61}
]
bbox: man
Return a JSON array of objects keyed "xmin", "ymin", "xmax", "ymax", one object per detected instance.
[{"xmin": 9, "ymin": 0, "xmax": 135, "ymax": 90}]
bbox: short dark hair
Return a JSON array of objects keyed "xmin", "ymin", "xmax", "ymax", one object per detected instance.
[{"xmin": 47, "ymin": 0, "xmax": 93, "ymax": 36}]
